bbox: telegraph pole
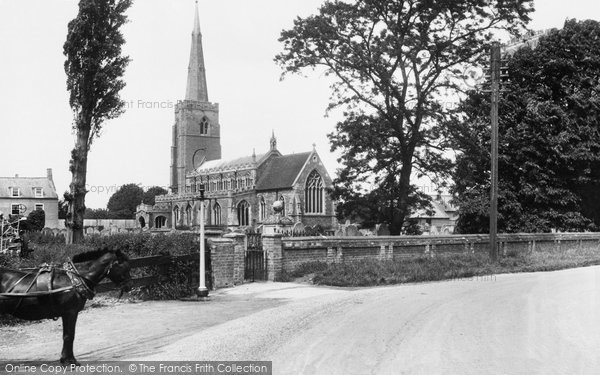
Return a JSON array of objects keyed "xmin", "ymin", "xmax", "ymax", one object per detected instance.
[{"xmin": 489, "ymin": 42, "xmax": 501, "ymax": 262}]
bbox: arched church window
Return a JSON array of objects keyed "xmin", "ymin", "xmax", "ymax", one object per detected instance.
[
  {"xmin": 237, "ymin": 200, "xmax": 250, "ymax": 226},
  {"xmin": 280, "ymin": 196, "xmax": 286, "ymax": 217},
  {"xmin": 155, "ymin": 216, "xmax": 166, "ymax": 229},
  {"xmin": 200, "ymin": 117, "xmax": 209, "ymax": 135},
  {"xmin": 173, "ymin": 205, "xmax": 180, "ymax": 225},
  {"xmin": 185, "ymin": 205, "xmax": 192, "ymax": 225},
  {"xmin": 305, "ymin": 170, "xmax": 324, "ymax": 214},
  {"xmin": 197, "ymin": 202, "xmax": 208, "ymax": 224},
  {"xmin": 213, "ymin": 203, "xmax": 222, "ymax": 226},
  {"xmin": 259, "ymin": 197, "xmax": 266, "ymax": 221}
]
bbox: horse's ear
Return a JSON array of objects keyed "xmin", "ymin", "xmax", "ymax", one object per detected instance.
[{"xmin": 116, "ymin": 249, "xmax": 130, "ymax": 261}]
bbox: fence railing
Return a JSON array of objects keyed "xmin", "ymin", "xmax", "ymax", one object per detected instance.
[{"xmin": 96, "ymin": 252, "xmax": 211, "ymax": 293}]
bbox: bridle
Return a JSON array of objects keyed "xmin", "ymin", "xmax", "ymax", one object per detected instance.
[{"xmin": 66, "ymin": 256, "xmax": 129, "ymax": 299}]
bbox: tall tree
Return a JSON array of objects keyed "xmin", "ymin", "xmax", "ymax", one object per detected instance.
[
  {"xmin": 448, "ymin": 20, "xmax": 600, "ymax": 233},
  {"xmin": 63, "ymin": 0, "xmax": 132, "ymax": 243},
  {"xmin": 142, "ymin": 186, "xmax": 168, "ymax": 206},
  {"xmin": 107, "ymin": 183, "xmax": 144, "ymax": 219},
  {"xmin": 276, "ymin": 0, "xmax": 533, "ymax": 234}
]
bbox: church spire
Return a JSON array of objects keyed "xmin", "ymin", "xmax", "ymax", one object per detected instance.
[{"xmin": 185, "ymin": 1, "xmax": 209, "ymax": 102}]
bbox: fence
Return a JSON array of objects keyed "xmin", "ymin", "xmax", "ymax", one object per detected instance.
[{"xmin": 96, "ymin": 252, "xmax": 211, "ymax": 293}]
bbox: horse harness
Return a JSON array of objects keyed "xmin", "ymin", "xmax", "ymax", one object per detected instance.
[{"xmin": 0, "ymin": 262, "xmax": 104, "ymax": 315}]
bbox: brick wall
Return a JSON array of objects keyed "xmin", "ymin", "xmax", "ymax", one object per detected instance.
[
  {"xmin": 279, "ymin": 233, "xmax": 600, "ymax": 274},
  {"xmin": 207, "ymin": 233, "xmax": 245, "ymax": 288}
]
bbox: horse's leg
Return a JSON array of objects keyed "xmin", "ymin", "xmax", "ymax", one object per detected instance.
[{"xmin": 60, "ymin": 312, "xmax": 80, "ymax": 366}]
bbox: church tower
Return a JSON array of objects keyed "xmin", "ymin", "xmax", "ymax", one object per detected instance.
[{"xmin": 170, "ymin": 2, "xmax": 221, "ymax": 193}]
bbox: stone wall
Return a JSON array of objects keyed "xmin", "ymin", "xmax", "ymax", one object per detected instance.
[
  {"xmin": 279, "ymin": 233, "xmax": 600, "ymax": 274},
  {"xmin": 205, "ymin": 232, "xmax": 600, "ymax": 287}
]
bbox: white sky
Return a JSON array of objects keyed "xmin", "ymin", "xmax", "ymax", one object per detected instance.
[{"xmin": 0, "ymin": 0, "xmax": 599, "ymax": 208}]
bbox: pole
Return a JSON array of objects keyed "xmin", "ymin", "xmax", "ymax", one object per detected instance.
[
  {"xmin": 489, "ymin": 42, "xmax": 501, "ymax": 262},
  {"xmin": 197, "ymin": 184, "xmax": 209, "ymax": 297}
]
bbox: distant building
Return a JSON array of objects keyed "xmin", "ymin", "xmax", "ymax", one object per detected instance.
[
  {"xmin": 411, "ymin": 194, "xmax": 458, "ymax": 235},
  {"xmin": 137, "ymin": 4, "xmax": 336, "ymax": 231},
  {"xmin": 0, "ymin": 168, "xmax": 59, "ymax": 228}
]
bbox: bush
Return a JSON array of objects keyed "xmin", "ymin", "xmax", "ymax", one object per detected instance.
[{"xmin": 3, "ymin": 233, "xmax": 202, "ymax": 302}]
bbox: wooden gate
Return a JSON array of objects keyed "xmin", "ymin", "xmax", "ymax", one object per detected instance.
[{"xmin": 245, "ymin": 232, "xmax": 266, "ymax": 281}]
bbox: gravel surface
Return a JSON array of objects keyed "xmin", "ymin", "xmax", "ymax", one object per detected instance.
[
  {"xmin": 3, "ymin": 268, "xmax": 600, "ymax": 374},
  {"xmin": 135, "ymin": 267, "xmax": 600, "ymax": 375}
]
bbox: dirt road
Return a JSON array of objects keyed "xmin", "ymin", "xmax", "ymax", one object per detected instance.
[
  {"xmin": 135, "ymin": 267, "xmax": 600, "ymax": 374},
  {"xmin": 3, "ymin": 267, "xmax": 600, "ymax": 374}
]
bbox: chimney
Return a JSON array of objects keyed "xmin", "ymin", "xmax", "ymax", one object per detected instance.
[{"xmin": 47, "ymin": 168, "xmax": 53, "ymax": 181}]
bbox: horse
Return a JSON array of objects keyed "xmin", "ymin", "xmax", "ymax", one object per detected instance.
[{"xmin": 0, "ymin": 247, "xmax": 132, "ymax": 365}]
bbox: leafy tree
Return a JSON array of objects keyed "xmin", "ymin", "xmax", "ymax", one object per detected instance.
[
  {"xmin": 142, "ymin": 186, "xmax": 168, "ymax": 206},
  {"xmin": 84, "ymin": 208, "xmax": 111, "ymax": 219},
  {"xmin": 58, "ymin": 194, "xmax": 69, "ymax": 220},
  {"xmin": 25, "ymin": 210, "xmax": 45, "ymax": 232},
  {"xmin": 448, "ymin": 19, "xmax": 600, "ymax": 233},
  {"xmin": 63, "ymin": 0, "xmax": 132, "ymax": 243},
  {"xmin": 107, "ymin": 183, "xmax": 144, "ymax": 219},
  {"xmin": 276, "ymin": 0, "xmax": 533, "ymax": 234}
]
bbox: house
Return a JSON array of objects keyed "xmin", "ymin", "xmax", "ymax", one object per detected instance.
[
  {"xmin": 0, "ymin": 168, "xmax": 59, "ymax": 228},
  {"xmin": 411, "ymin": 194, "xmax": 458, "ymax": 235}
]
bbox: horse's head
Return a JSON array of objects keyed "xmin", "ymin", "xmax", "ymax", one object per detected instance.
[
  {"xmin": 72, "ymin": 246, "xmax": 132, "ymax": 294},
  {"xmin": 106, "ymin": 249, "xmax": 132, "ymax": 293}
]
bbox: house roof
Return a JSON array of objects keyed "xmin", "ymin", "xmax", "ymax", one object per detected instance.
[
  {"xmin": 411, "ymin": 200, "xmax": 451, "ymax": 219},
  {"xmin": 255, "ymin": 152, "xmax": 312, "ymax": 191},
  {"xmin": 0, "ymin": 177, "xmax": 58, "ymax": 199}
]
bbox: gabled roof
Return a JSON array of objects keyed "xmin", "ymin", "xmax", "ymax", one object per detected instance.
[
  {"xmin": 256, "ymin": 152, "xmax": 312, "ymax": 191},
  {"xmin": 411, "ymin": 200, "xmax": 451, "ymax": 219},
  {"xmin": 195, "ymin": 153, "xmax": 265, "ymax": 174},
  {"xmin": 0, "ymin": 177, "xmax": 58, "ymax": 199}
]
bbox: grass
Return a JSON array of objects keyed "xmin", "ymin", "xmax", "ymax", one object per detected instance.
[
  {"xmin": 310, "ymin": 247, "xmax": 600, "ymax": 287},
  {"xmin": 277, "ymin": 261, "xmax": 329, "ymax": 282}
]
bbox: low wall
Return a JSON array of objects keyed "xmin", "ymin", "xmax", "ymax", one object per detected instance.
[{"xmin": 280, "ymin": 233, "xmax": 600, "ymax": 273}]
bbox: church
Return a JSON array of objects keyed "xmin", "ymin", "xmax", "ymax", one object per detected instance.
[{"xmin": 137, "ymin": 3, "xmax": 336, "ymax": 232}]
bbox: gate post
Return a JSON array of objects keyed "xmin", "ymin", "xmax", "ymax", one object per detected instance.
[
  {"xmin": 263, "ymin": 233, "xmax": 283, "ymax": 281},
  {"xmin": 224, "ymin": 232, "xmax": 246, "ymax": 285}
]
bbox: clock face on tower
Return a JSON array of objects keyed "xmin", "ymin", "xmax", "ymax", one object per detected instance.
[{"xmin": 192, "ymin": 149, "xmax": 206, "ymax": 170}]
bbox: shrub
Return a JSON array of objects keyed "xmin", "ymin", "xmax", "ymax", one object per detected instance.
[{"xmin": 3, "ymin": 233, "xmax": 202, "ymax": 302}]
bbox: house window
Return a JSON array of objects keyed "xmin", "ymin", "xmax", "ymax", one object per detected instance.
[
  {"xmin": 305, "ymin": 170, "xmax": 324, "ymax": 214},
  {"xmin": 35, "ymin": 204, "xmax": 44, "ymax": 211},
  {"xmin": 237, "ymin": 200, "xmax": 250, "ymax": 226},
  {"xmin": 10, "ymin": 188, "xmax": 20, "ymax": 197},
  {"xmin": 11, "ymin": 204, "xmax": 20, "ymax": 215},
  {"xmin": 33, "ymin": 187, "xmax": 44, "ymax": 197},
  {"xmin": 213, "ymin": 203, "xmax": 222, "ymax": 226},
  {"xmin": 200, "ymin": 117, "xmax": 209, "ymax": 135}
]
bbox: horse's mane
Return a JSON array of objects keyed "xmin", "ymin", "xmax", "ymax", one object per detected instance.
[{"xmin": 72, "ymin": 247, "xmax": 129, "ymax": 263}]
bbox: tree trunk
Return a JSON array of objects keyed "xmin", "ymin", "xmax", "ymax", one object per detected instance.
[
  {"xmin": 66, "ymin": 128, "xmax": 90, "ymax": 244},
  {"xmin": 389, "ymin": 153, "xmax": 414, "ymax": 235}
]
